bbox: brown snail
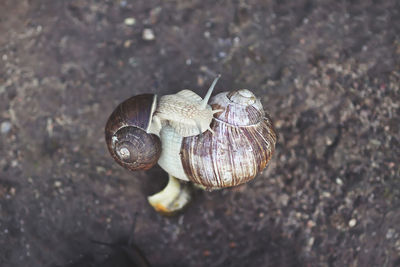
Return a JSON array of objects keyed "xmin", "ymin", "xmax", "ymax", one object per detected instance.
[{"xmin": 105, "ymin": 76, "xmax": 277, "ymax": 214}]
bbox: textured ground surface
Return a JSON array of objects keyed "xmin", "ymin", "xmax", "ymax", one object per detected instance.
[{"xmin": 1, "ymin": 0, "xmax": 399, "ymax": 266}]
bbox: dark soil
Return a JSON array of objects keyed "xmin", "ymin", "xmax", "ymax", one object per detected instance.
[{"xmin": 1, "ymin": 0, "xmax": 399, "ymax": 266}]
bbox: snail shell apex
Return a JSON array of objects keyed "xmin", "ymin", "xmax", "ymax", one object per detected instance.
[
  {"xmin": 211, "ymin": 89, "xmax": 265, "ymax": 126},
  {"xmin": 105, "ymin": 94, "xmax": 161, "ymax": 171}
]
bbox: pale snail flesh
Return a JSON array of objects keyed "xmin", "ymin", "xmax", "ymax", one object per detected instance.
[{"xmin": 105, "ymin": 76, "xmax": 277, "ymax": 214}]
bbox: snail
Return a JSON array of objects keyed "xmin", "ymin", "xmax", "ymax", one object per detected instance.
[{"xmin": 105, "ymin": 75, "xmax": 277, "ymax": 214}]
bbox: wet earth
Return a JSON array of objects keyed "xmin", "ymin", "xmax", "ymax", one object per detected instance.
[{"xmin": 0, "ymin": 0, "xmax": 399, "ymax": 266}]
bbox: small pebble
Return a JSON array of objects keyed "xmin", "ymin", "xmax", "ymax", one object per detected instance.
[
  {"xmin": 142, "ymin": 28, "xmax": 155, "ymax": 41},
  {"xmin": 307, "ymin": 220, "xmax": 316, "ymax": 228},
  {"xmin": 386, "ymin": 228, "xmax": 395, "ymax": 239},
  {"xmin": 124, "ymin": 17, "xmax": 136, "ymax": 26},
  {"xmin": 1, "ymin": 121, "xmax": 11, "ymax": 134},
  {"xmin": 9, "ymin": 187, "xmax": 16, "ymax": 195},
  {"xmin": 348, "ymin": 218, "xmax": 357, "ymax": 227},
  {"xmin": 54, "ymin": 181, "xmax": 62, "ymax": 188},
  {"xmin": 322, "ymin": 191, "xmax": 331, "ymax": 198},
  {"xmin": 307, "ymin": 237, "xmax": 315, "ymax": 247},
  {"xmin": 336, "ymin": 177, "xmax": 343, "ymax": 185},
  {"xmin": 325, "ymin": 136, "xmax": 333, "ymax": 145},
  {"xmin": 128, "ymin": 57, "xmax": 139, "ymax": 67},
  {"xmin": 278, "ymin": 193, "xmax": 289, "ymax": 206},
  {"xmin": 96, "ymin": 166, "xmax": 106, "ymax": 173},
  {"xmin": 218, "ymin": 51, "xmax": 227, "ymax": 58},
  {"xmin": 123, "ymin": 40, "xmax": 132, "ymax": 48},
  {"xmin": 149, "ymin": 6, "xmax": 162, "ymax": 24}
]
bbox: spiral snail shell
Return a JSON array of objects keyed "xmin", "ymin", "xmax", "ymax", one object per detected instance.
[
  {"xmin": 105, "ymin": 94, "xmax": 161, "ymax": 171},
  {"xmin": 105, "ymin": 76, "xmax": 277, "ymax": 213}
]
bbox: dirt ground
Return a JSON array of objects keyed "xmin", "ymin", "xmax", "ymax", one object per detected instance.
[{"xmin": 0, "ymin": 0, "xmax": 399, "ymax": 266}]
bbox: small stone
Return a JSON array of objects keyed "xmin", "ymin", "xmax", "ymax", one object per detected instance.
[
  {"xmin": 348, "ymin": 218, "xmax": 357, "ymax": 227},
  {"xmin": 395, "ymin": 240, "xmax": 400, "ymax": 251},
  {"xmin": 278, "ymin": 193, "xmax": 290, "ymax": 206},
  {"xmin": 149, "ymin": 6, "xmax": 162, "ymax": 24},
  {"xmin": 370, "ymin": 139, "xmax": 381, "ymax": 146},
  {"xmin": 322, "ymin": 191, "xmax": 331, "ymax": 198},
  {"xmin": 96, "ymin": 166, "xmax": 106, "ymax": 173},
  {"xmin": 386, "ymin": 228, "xmax": 395, "ymax": 239},
  {"xmin": 325, "ymin": 136, "xmax": 333, "ymax": 145},
  {"xmin": 128, "ymin": 57, "xmax": 139, "ymax": 67},
  {"xmin": 197, "ymin": 76, "xmax": 205, "ymax": 87},
  {"xmin": 218, "ymin": 51, "xmax": 227, "ymax": 58},
  {"xmin": 54, "ymin": 181, "xmax": 62, "ymax": 188},
  {"xmin": 307, "ymin": 237, "xmax": 315, "ymax": 247},
  {"xmin": 307, "ymin": 220, "xmax": 316, "ymax": 228},
  {"xmin": 9, "ymin": 187, "xmax": 16, "ymax": 195},
  {"xmin": 123, "ymin": 40, "xmax": 132, "ymax": 48},
  {"xmin": 274, "ymin": 119, "xmax": 284, "ymax": 129},
  {"xmin": 124, "ymin": 17, "xmax": 136, "ymax": 26},
  {"xmin": 142, "ymin": 28, "xmax": 155, "ymax": 41},
  {"xmin": 1, "ymin": 121, "xmax": 11, "ymax": 134},
  {"xmin": 336, "ymin": 177, "xmax": 343, "ymax": 185},
  {"xmin": 204, "ymin": 31, "xmax": 211, "ymax": 38}
]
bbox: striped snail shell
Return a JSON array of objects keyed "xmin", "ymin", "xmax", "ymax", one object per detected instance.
[
  {"xmin": 105, "ymin": 94, "xmax": 162, "ymax": 171},
  {"xmin": 157, "ymin": 88, "xmax": 277, "ymax": 189}
]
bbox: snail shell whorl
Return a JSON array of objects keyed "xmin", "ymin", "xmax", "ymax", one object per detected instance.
[
  {"xmin": 105, "ymin": 94, "xmax": 161, "ymax": 171},
  {"xmin": 180, "ymin": 89, "xmax": 277, "ymax": 189}
]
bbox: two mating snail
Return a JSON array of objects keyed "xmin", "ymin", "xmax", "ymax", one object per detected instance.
[{"xmin": 105, "ymin": 76, "xmax": 277, "ymax": 214}]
